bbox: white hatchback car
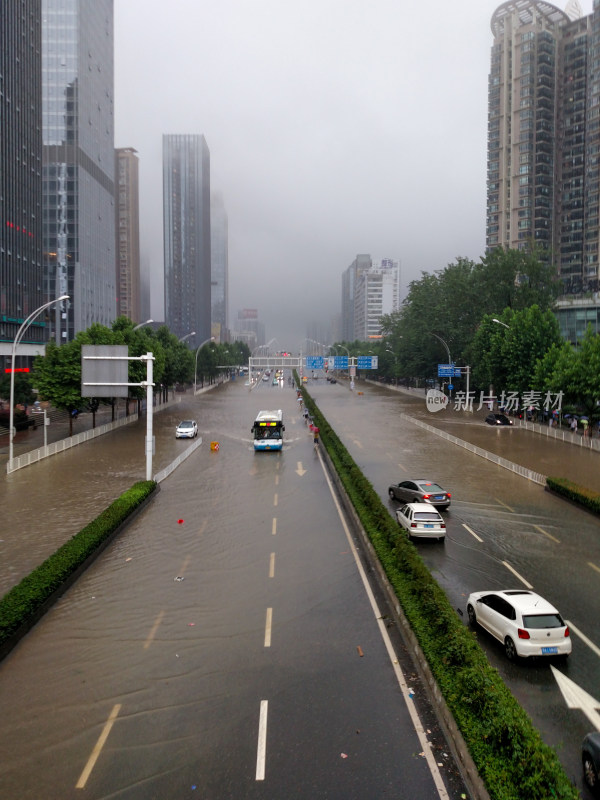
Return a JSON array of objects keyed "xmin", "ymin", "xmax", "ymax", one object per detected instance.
[
  {"xmin": 395, "ymin": 502, "xmax": 446, "ymax": 541},
  {"xmin": 466, "ymin": 589, "xmax": 571, "ymax": 661},
  {"xmin": 175, "ymin": 420, "xmax": 198, "ymax": 439}
]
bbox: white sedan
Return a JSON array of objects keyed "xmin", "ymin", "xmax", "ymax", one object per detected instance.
[
  {"xmin": 466, "ymin": 589, "xmax": 571, "ymax": 661},
  {"xmin": 395, "ymin": 502, "xmax": 446, "ymax": 541},
  {"xmin": 175, "ymin": 420, "xmax": 198, "ymax": 439}
]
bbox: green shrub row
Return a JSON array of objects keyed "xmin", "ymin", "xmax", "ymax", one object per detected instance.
[
  {"xmin": 0, "ymin": 480, "xmax": 157, "ymax": 647},
  {"xmin": 547, "ymin": 475, "xmax": 600, "ymax": 515},
  {"xmin": 300, "ymin": 384, "xmax": 578, "ymax": 800}
]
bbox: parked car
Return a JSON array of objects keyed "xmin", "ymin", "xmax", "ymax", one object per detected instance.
[
  {"xmin": 485, "ymin": 413, "xmax": 513, "ymax": 426},
  {"xmin": 466, "ymin": 589, "xmax": 571, "ymax": 661},
  {"xmin": 388, "ymin": 479, "xmax": 451, "ymax": 509},
  {"xmin": 175, "ymin": 420, "xmax": 198, "ymax": 439},
  {"xmin": 395, "ymin": 502, "xmax": 446, "ymax": 541},
  {"xmin": 582, "ymin": 732, "xmax": 600, "ymax": 793}
]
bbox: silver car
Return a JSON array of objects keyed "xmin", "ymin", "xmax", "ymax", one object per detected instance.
[{"xmin": 388, "ymin": 479, "xmax": 451, "ymax": 510}]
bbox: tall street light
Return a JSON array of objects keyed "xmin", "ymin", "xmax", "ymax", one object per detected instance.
[
  {"xmin": 179, "ymin": 331, "xmax": 196, "ymax": 344},
  {"xmin": 194, "ymin": 336, "xmax": 216, "ymax": 393},
  {"xmin": 492, "ymin": 318, "xmax": 510, "ymax": 329},
  {"xmin": 133, "ymin": 319, "xmax": 153, "ymax": 331},
  {"xmin": 9, "ymin": 295, "xmax": 69, "ymax": 471}
]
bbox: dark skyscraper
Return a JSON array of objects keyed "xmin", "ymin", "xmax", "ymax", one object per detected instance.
[
  {"xmin": 115, "ymin": 147, "xmax": 141, "ymax": 323},
  {"xmin": 210, "ymin": 191, "xmax": 229, "ymax": 342},
  {"xmin": 42, "ymin": 0, "xmax": 116, "ymax": 343},
  {"xmin": 163, "ymin": 134, "xmax": 211, "ymax": 346},
  {"xmin": 0, "ymin": 0, "xmax": 44, "ymax": 364}
]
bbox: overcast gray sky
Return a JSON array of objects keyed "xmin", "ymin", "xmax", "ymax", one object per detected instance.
[{"xmin": 114, "ymin": 0, "xmax": 593, "ymax": 350}]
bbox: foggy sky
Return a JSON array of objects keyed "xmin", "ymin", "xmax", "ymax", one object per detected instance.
[{"xmin": 114, "ymin": 0, "xmax": 593, "ymax": 350}]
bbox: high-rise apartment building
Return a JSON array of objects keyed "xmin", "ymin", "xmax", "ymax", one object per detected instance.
[
  {"xmin": 486, "ymin": 0, "xmax": 600, "ymax": 341},
  {"xmin": 115, "ymin": 147, "xmax": 140, "ymax": 323},
  {"xmin": 341, "ymin": 254, "xmax": 372, "ymax": 341},
  {"xmin": 42, "ymin": 0, "xmax": 116, "ymax": 342},
  {"xmin": 210, "ymin": 191, "xmax": 228, "ymax": 343},
  {"xmin": 0, "ymin": 0, "xmax": 44, "ymax": 365},
  {"xmin": 163, "ymin": 134, "xmax": 211, "ymax": 347},
  {"xmin": 353, "ymin": 258, "xmax": 401, "ymax": 341}
]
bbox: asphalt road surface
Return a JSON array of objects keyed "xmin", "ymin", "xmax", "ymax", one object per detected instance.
[{"xmin": 0, "ymin": 379, "xmax": 469, "ymax": 799}]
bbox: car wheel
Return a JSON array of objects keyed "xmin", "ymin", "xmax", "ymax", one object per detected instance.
[
  {"xmin": 388, "ymin": 489, "xmax": 395, "ymax": 499},
  {"xmin": 583, "ymin": 753, "xmax": 598, "ymax": 790},
  {"xmin": 467, "ymin": 604, "xmax": 476, "ymax": 626},
  {"xmin": 505, "ymin": 637, "xmax": 518, "ymax": 661}
]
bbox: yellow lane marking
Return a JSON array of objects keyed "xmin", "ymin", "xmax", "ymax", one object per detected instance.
[
  {"xmin": 462, "ymin": 523, "xmax": 483, "ymax": 543},
  {"xmin": 264, "ymin": 608, "xmax": 273, "ymax": 647},
  {"xmin": 272, "ymin": 518, "xmax": 277, "ymax": 536},
  {"xmin": 198, "ymin": 520, "xmax": 207, "ymax": 536},
  {"xmin": 502, "ymin": 560, "xmax": 533, "ymax": 588},
  {"xmin": 144, "ymin": 610, "xmax": 165, "ymax": 650},
  {"xmin": 589, "ymin": 561, "xmax": 600, "ymax": 575},
  {"xmin": 353, "ymin": 440, "xmax": 363, "ymax": 449},
  {"xmin": 275, "ymin": 475, "xmax": 279, "ymax": 486},
  {"xmin": 273, "ymin": 493, "xmax": 278, "ymax": 507},
  {"xmin": 532, "ymin": 524, "xmax": 560, "ymax": 543},
  {"xmin": 76, "ymin": 704, "xmax": 122, "ymax": 788},
  {"xmin": 269, "ymin": 553, "xmax": 275, "ymax": 578},
  {"xmin": 179, "ymin": 555, "xmax": 192, "ymax": 575},
  {"xmin": 495, "ymin": 497, "xmax": 514, "ymax": 512}
]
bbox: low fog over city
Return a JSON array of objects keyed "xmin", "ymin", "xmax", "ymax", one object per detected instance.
[{"xmin": 116, "ymin": 0, "xmax": 589, "ymax": 348}]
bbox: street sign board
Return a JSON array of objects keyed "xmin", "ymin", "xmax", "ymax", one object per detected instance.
[
  {"xmin": 333, "ymin": 356, "xmax": 348, "ymax": 369},
  {"xmin": 305, "ymin": 356, "xmax": 324, "ymax": 369},
  {"xmin": 438, "ymin": 364, "xmax": 461, "ymax": 378},
  {"xmin": 357, "ymin": 356, "xmax": 378, "ymax": 369}
]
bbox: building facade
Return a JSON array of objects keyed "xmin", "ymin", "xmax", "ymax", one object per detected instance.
[
  {"xmin": 0, "ymin": 0, "xmax": 44, "ymax": 364},
  {"xmin": 115, "ymin": 147, "xmax": 140, "ymax": 323},
  {"xmin": 42, "ymin": 0, "xmax": 116, "ymax": 342},
  {"xmin": 341, "ymin": 254, "xmax": 372, "ymax": 342},
  {"xmin": 210, "ymin": 191, "xmax": 228, "ymax": 343},
  {"xmin": 486, "ymin": 0, "xmax": 600, "ymax": 341},
  {"xmin": 353, "ymin": 258, "xmax": 401, "ymax": 341},
  {"xmin": 163, "ymin": 134, "xmax": 211, "ymax": 347}
]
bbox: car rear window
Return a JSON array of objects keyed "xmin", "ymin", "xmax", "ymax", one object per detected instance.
[
  {"xmin": 522, "ymin": 614, "xmax": 564, "ymax": 629},
  {"xmin": 420, "ymin": 483, "xmax": 444, "ymax": 492},
  {"xmin": 414, "ymin": 512, "xmax": 441, "ymax": 521}
]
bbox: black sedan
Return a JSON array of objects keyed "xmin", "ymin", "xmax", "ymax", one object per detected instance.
[
  {"xmin": 388, "ymin": 479, "xmax": 451, "ymax": 510},
  {"xmin": 485, "ymin": 413, "xmax": 513, "ymax": 426},
  {"xmin": 583, "ymin": 732, "xmax": 600, "ymax": 793}
]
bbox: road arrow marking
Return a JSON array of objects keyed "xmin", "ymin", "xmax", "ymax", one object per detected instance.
[
  {"xmin": 296, "ymin": 461, "xmax": 306, "ymax": 476},
  {"xmin": 551, "ymin": 666, "xmax": 600, "ymax": 730}
]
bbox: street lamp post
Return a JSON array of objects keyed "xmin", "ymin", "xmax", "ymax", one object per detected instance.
[
  {"xmin": 133, "ymin": 319, "xmax": 153, "ymax": 331},
  {"xmin": 9, "ymin": 295, "xmax": 69, "ymax": 471},
  {"xmin": 492, "ymin": 318, "xmax": 510, "ymax": 329},
  {"xmin": 179, "ymin": 331, "xmax": 196, "ymax": 344},
  {"xmin": 194, "ymin": 336, "xmax": 215, "ymax": 393}
]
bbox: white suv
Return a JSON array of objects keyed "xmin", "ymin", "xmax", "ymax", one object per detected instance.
[{"xmin": 467, "ymin": 589, "xmax": 571, "ymax": 660}]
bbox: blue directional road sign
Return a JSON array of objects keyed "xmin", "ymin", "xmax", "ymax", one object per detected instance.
[
  {"xmin": 357, "ymin": 356, "xmax": 378, "ymax": 369},
  {"xmin": 438, "ymin": 363, "xmax": 461, "ymax": 378},
  {"xmin": 333, "ymin": 356, "xmax": 348, "ymax": 369},
  {"xmin": 305, "ymin": 356, "xmax": 325, "ymax": 369}
]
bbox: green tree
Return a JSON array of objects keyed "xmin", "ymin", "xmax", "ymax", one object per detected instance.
[{"xmin": 0, "ymin": 373, "xmax": 36, "ymax": 407}]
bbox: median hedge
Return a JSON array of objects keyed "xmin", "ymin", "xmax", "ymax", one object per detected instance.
[
  {"xmin": 547, "ymin": 475, "xmax": 600, "ymax": 515},
  {"xmin": 0, "ymin": 480, "xmax": 157, "ymax": 649},
  {"xmin": 299, "ymin": 382, "xmax": 578, "ymax": 800}
]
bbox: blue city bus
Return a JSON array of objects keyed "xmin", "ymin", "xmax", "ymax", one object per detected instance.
[{"xmin": 252, "ymin": 410, "xmax": 285, "ymax": 451}]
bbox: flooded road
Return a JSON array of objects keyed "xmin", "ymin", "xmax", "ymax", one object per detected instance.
[{"xmin": 0, "ymin": 379, "xmax": 469, "ymax": 799}]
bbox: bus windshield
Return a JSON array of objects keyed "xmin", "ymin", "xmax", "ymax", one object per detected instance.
[{"xmin": 252, "ymin": 410, "xmax": 285, "ymax": 451}]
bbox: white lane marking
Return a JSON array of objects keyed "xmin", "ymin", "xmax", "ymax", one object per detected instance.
[
  {"xmin": 144, "ymin": 610, "xmax": 165, "ymax": 650},
  {"xmin": 462, "ymin": 523, "xmax": 483, "ymax": 543},
  {"xmin": 273, "ymin": 493, "xmax": 278, "ymax": 507},
  {"xmin": 532, "ymin": 524, "xmax": 560, "ymax": 543},
  {"xmin": 76, "ymin": 704, "xmax": 122, "ymax": 789},
  {"xmin": 353, "ymin": 439, "xmax": 363, "ymax": 449},
  {"xmin": 589, "ymin": 561, "xmax": 600, "ymax": 575},
  {"xmin": 495, "ymin": 497, "xmax": 514, "ymax": 512},
  {"xmin": 198, "ymin": 520, "xmax": 207, "ymax": 536},
  {"xmin": 179, "ymin": 555, "xmax": 191, "ymax": 575},
  {"xmin": 316, "ymin": 448, "xmax": 449, "ymax": 799},
  {"xmin": 566, "ymin": 621, "xmax": 600, "ymax": 659},
  {"xmin": 264, "ymin": 608, "xmax": 273, "ymax": 647},
  {"xmin": 255, "ymin": 700, "xmax": 268, "ymax": 780},
  {"xmin": 269, "ymin": 553, "xmax": 275, "ymax": 578},
  {"xmin": 501, "ymin": 561, "xmax": 533, "ymax": 588},
  {"xmin": 272, "ymin": 518, "xmax": 277, "ymax": 536},
  {"xmin": 275, "ymin": 475, "xmax": 279, "ymax": 486}
]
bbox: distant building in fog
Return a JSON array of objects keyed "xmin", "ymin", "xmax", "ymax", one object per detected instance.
[
  {"xmin": 234, "ymin": 309, "xmax": 264, "ymax": 350},
  {"xmin": 211, "ymin": 191, "xmax": 229, "ymax": 343},
  {"xmin": 162, "ymin": 134, "xmax": 211, "ymax": 347},
  {"xmin": 341, "ymin": 255, "xmax": 400, "ymax": 341},
  {"xmin": 115, "ymin": 148, "xmax": 140, "ymax": 323},
  {"xmin": 42, "ymin": 0, "xmax": 116, "ymax": 342}
]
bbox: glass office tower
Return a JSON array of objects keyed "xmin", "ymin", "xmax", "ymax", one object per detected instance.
[
  {"xmin": 210, "ymin": 191, "xmax": 229, "ymax": 343},
  {"xmin": 163, "ymin": 134, "xmax": 212, "ymax": 347},
  {"xmin": 0, "ymin": 0, "xmax": 44, "ymax": 363},
  {"xmin": 42, "ymin": 0, "xmax": 116, "ymax": 342}
]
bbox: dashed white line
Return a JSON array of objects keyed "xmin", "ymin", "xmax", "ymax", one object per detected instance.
[
  {"xmin": 76, "ymin": 704, "xmax": 122, "ymax": 789},
  {"xmin": 588, "ymin": 561, "xmax": 600, "ymax": 575},
  {"xmin": 143, "ymin": 610, "xmax": 165, "ymax": 650},
  {"xmin": 532, "ymin": 524, "xmax": 560, "ymax": 543},
  {"xmin": 255, "ymin": 700, "xmax": 268, "ymax": 780},
  {"xmin": 264, "ymin": 608, "xmax": 273, "ymax": 647},
  {"xmin": 273, "ymin": 493, "xmax": 278, "ymax": 507},
  {"xmin": 502, "ymin": 561, "xmax": 533, "ymax": 589},
  {"xmin": 272, "ymin": 518, "xmax": 277, "ymax": 535},
  {"xmin": 566, "ymin": 621, "xmax": 600, "ymax": 659},
  {"xmin": 495, "ymin": 497, "xmax": 514, "ymax": 512},
  {"xmin": 462, "ymin": 523, "xmax": 483, "ymax": 543},
  {"xmin": 269, "ymin": 553, "xmax": 275, "ymax": 578}
]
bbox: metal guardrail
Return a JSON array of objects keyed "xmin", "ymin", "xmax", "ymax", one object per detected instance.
[
  {"xmin": 402, "ymin": 414, "xmax": 547, "ymax": 485},
  {"xmin": 154, "ymin": 437, "xmax": 203, "ymax": 483}
]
